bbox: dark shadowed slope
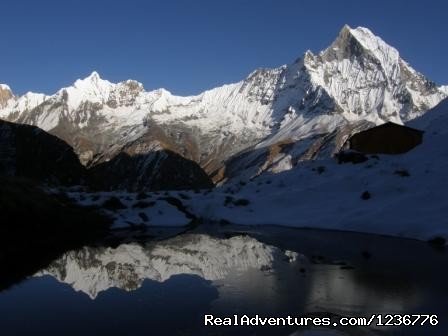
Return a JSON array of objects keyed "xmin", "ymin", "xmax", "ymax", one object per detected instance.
[{"xmin": 0, "ymin": 120, "xmax": 86, "ymax": 185}]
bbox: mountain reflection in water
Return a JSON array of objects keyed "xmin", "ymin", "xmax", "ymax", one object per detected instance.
[
  {"xmin": 0, "ymin": 228, "xmax": 447, "ymax": 336},
  {"xmin": 36, "ymin": 234, "xmax": 300, "ymax": 299}
]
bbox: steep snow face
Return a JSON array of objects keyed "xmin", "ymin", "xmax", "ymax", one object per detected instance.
[
  {"xmin": 16, "ymin": 92, "xmax": 48, "ymax": 112},
  {"xmin": 36, "ymin": 234, "xmax": 299, "ymax": 299},
  {"xmin": 0, "ymin": 25, "xmax": 446, "ymax": 174},
  {"xmin": 349, "ymin": 26, "xmax": 400, "ymax": 73},
  {"xmin": 305, "ymin": 26, "xmax": 444, "ymax": 124},
  {"xmin": 60, "ymin": 71, "xmax": 115, "ymax": 110}
]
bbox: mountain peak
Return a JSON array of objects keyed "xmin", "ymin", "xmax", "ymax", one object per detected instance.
[
  {"xmin": 336, "ymin": 25, "xmax": 380, "ymax": 43},
  {"xmin": 329, "ymin": 25, "xmax": 397, "ymax": 54},
  {"xmin": 0, "ymin": 84, "xmax": 12, "ymax": 92},
  {"xmin": 74, "ymin": 70, "xmax": 107, "ymax": 84},
  {"xmin": 340, "ymin": 24, "xmax": 352, "ymax": 33},
  {"xmin": 0, "ymin": 84, "xmax": 14, "ymax": 108},
  {"xmin": 322, "ymin": 25, "xmax": 400, "ymax": 77},
  {"xmin": 86, "ymin": 71, "xmax": 101, "ymax": 81},
  {"xmin": 55, "ymin": 71, "xmax": 114, "ymax": 110},
  {"xmin": 78, "ymin": 71, "xmax": 105, "ymax": 84},
  {"xmin": 59, "ymin": 73, "xmax": 148, "ymax": 111},
  {"xmin": 72, "ymin": 71, "xmax": 112, "ymax": 92},
  {"xmin": 331, "ymin": 25, "xmax": 379, "ymax": 48}
]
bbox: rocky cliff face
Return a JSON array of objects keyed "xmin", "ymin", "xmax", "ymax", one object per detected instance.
[
  {"xmin": 0, "ymin": 84, "xmax": 13, "ymax": 108},
  {"xmin": 0, "ymin": 26, "xmax": 446, "ymax": 183}
]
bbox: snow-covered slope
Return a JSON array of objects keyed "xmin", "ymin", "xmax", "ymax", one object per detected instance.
[
  {"xmin": 305, "ymin": 25, "xmax": 443, "ymax": 123},
  {"xmin": 36, "ymin": 234, "xmax": 299, "ymax": 299},
  {"xmin": 193, "ymin": 98, "xmax": 448, "ymax": 241},
  {"xmin": 1, "ymin": 25, "xmax": 446, "ymax": 181},
  {"xmin": 64, "ymin": 98, "xmax": 448, "ymax": 242}
]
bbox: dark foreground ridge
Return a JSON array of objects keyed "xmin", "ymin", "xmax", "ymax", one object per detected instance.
[
  {"xmin": 0, "ymin": 177, "xmax": 110, "ymax": 290},
  {"xmin": 0, "ymin": 119, "xmax": 214, "ymax": 192}
]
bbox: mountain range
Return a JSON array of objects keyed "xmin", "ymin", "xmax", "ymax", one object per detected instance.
[{"xmin": 0, "ymin": 25, "xmax": 447, "ymax": 189}]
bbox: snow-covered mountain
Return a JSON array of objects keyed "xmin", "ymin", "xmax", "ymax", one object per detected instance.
[
  {"xmin": 36, "ymin": 234, "xmax": 299, "ymax": 299},
  {"xmin": 64, "ymin": 98, "xmax": 448, "ymax": 242},
  {"xmin": 1, "ymin": 25, "xmax": 446, "ymax": 184}
]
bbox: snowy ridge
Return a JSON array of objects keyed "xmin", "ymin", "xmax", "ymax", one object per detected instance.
[
  {"xmin": 15, "ymin": 92, "xmax": 48, "ymax": 112},
  {"xmin": 347, "ymin": 25, "xmax": 400, "ymax": 76},
  {"xmin": 306, "ymin": 25, "xmax": 444, "ymax": 124},
  {"xmin": 36, "ymin": 234, "xmax": 299, "ymax": 299},
  {"xmin": 60, "ymin": 71, "xmax": 115, "ymax": 110},
  {"xmin": 0, "ymin": 91, "xmax": 48, "ymax": 119},
  {"xmin": 0, "ymin": 25, "xmax": 446, "ymax": 177},
  {"xmin": 62, "ymin": 98, "xmax": 448, "ymax": 242}
]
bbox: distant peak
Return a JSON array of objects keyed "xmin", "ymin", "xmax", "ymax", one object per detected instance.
[
  {"xmin": 73, "ymin": 71, "xmax": 112, "ymax": 90},
  {"xmin": 86, "ymin": 71, "xmax": 101, "ymax": 81},
  {"xmin": 333, "ymin": 25, "xmax": 380, "ymax": 45},
  {"xmin": 338, "ymin": 25, "xmax": 375, "ymax": 39},
  {"xmin": 0, "ymin": 84, "xmax": 14, "ymax": 107},
  {"xmin": 71, "ymin": 71, "xmax": 105, "ymax": 86},
  {"xmin": 0, "ymin": 84, "xmax": 12, "ymax": 92},
  {"xmin": 324, "ymin": 25, "xmax": 400, "ymax": 65},
  {"xmin": 340, "ymin": 24, "xmax": 352, "ymax": 33}
]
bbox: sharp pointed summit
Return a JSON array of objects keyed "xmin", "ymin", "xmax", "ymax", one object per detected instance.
[
  {"xmin": 0, "ymin": 25, "xmax": 446, "ymax": 182},
  {"xmin": 323, "ymin": 25, "xmax": 399, "ymax": 65},
  {"xmin": 74, "ymin": 71, "xmax": 110, "ymax": 88},
  {"xmin": 88, "ymin": 70, "xmax": 101, "ymax": 79}
]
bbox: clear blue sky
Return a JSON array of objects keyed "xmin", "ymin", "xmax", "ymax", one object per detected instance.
[{"xmin": 1, "ymin": 0, "xmax": 447, "ymax": 96}]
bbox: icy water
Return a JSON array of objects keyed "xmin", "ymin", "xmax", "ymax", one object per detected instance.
[{"xmin": 0, "ymin": 225, "xmax": 446, "ymax": 336}]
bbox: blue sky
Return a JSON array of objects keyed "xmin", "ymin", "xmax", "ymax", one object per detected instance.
[{"xmin": 1, "ymin": 0, "xmax": 447, "ymax": 95}]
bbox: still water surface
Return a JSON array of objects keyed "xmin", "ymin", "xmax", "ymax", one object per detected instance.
[{"xmin": 0, "ymin": 225, "xmax": 446, "ymax": 336}]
